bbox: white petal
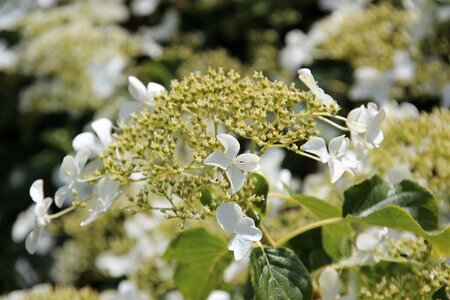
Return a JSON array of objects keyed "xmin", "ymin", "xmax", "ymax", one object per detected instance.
[
  {"xmin": 128, "ymin": 76, "xmax": 147, "ymax": 102},
  {"xmin": 356, "ymin": 227, "xmax": 388, "ymax": 251},
  {"xmin": 229, "ymin": 235, "xmax": 252, "ymax": 261},
  {"xmin": 72, "ymin": 132, "xmax": 102, "ymax": 153},
  {"xmin": 55, "ymin": 186, "xmax": 69, "ymax": 208},
  {"xmin": 301, "ymin": 136, "xmax": 329, "ymax": 162},
  {"xmin": 29, "ymin": 179, "xmax": 44, "ymax": 203},
  {"xmin": 204, "ymin": 151, "xmax": 231, "ymax": 170},
  {"xmin": 226, "ymin": 165, "xmax": 246, "ymax": 194},
  {"xmin": 91, "ymin": 118, "xmax": 113, "ymax": 148},
  {"xmin": 216, "ymin": 202, "xmax": 243, "ymax": 233},
  {"xmin": 235, "ymin": 217, "xmax": 262, "ymax": 241},
  {"xmin": 328, "ymin": 159, "xmax": 345, "ymax": 183},
  {"xmin": 25, "ymin": 227, "xmax": 43, "ymax": 254},
  {"xmin": 233, "ymin": 153, "xmax": 260, "ymax": 172},
  {"xmin": 347, "ymin": 105, "xmax": 369, "ymax": 134},
  {"xmin": 297, "ymin": 68, "xmax": 318, "ymax": 92},
  {"xmin": 319, "ymin": 267, "xmax": 340, "ymax": 300},
  {"xmin": 146, "ymin": 82, "xmax": 166, "ymax": 102},
  {"xmin": 328, "ymin": 135, "xmax": 349, "ymax": 157},
  {"xmin": 118, "ymin": 101, "xmax": 144, "ymax": 123},
  {"xmin": 80, "ymin": 213, "xmax": 99, "ymax": 227},
  {"xmin": 217, "ymin": 134, "xmax": 240, "ymax": 159},
  {"xmin": 59, "ymin": 155, "xmax": 77, "ymax": 184},
  {"xmin": 75, "ymin": 148, "xmax": 91, "ymax": 171}
]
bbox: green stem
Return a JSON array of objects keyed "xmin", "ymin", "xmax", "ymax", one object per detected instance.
[
  {"xmin": 47, "ymin": 204, "xmax": 77, "ymax": 220},
  {"xmin": 318, "ymin": 116, "xmax": 349, "ymax": 131},
  {"xmin": 259, "ymin": 223, "xmax": 276, "ymax": 247},
  {"xmin": 274, "ymin": 217, "xmax": 343, "ymax": 247}
]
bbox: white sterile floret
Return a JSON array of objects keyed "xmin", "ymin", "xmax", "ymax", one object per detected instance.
[
  {"xmin": 216, "ymin": 202, "xmax": 263, "ymax": 261},
  {"xmin": 346, "ymin": 103, "xmax": 385, "ymax": 149},
  {"xmin": 26, "ymin": 179, "xmax": 53, "ymax": 254},
  {"xmin": 204, "ymin": 134, "xmax": 260, "ymax": 194},
  {"xmin": 119, "ymin": 76, "xmax": 166, "ymax": 123},
  {"xmin": 342, "ymin": 227, "xmax": 389, "ymax": 266},
  {"xmin": 80, "ymin": 177, "xmax": 120, "ymax": 226},
  {"xmin": 319, "ymin": 267, "xmax": 356, "ymax": 300},
  {"xmin": 301, "ymin": 135, "xmax": 359, "ymax": 183},
  {"xmin": 100, "ymin": 280, "xmax": 149, "ymax": 300},
  {"xmin": 349, "ymin": 67, "xmax": 393, "ymax": 104},
  {"xmin": 54, "ymin": 148, "xmax": 90, "ymax": 207},
  {"xmin": 72, "ymin": 118, "xmax": 113, "ymax": 155},
  {"xmin": 298, "ymin": 68, "xmax": 335, "ymax": 107}
]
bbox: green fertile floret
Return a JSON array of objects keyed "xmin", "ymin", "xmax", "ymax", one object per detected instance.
[{"xmin": 103, "ymin": 69, "xmax": 339, "ymax": 220}]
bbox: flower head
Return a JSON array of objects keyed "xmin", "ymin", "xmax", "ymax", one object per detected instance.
[
  {"xmin": 301, "ymin": 135, "xmax": 358, "ymax": 183},
  {"xmin": 204, "ymin": 134, "xmax": 260, "ymax": 194},
  {"xmin": 216, "ymin": 202, "xmax": 262, "ymax": 261},
  {"xmin": 346, "ymin": 103, "xmax": 385, "ymax": 149}
]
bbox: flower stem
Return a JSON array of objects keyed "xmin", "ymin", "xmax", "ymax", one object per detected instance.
[
  {"xmin": 318, "ymin": 116, "xmax": 349, "ymax": 131},
  {"xmin": 48, "ymin": 204, "xmax": 77, "ymax": 220},
  {"xmin": 274, "ymin": 217, "xmax": 343, "ymax": 247},
  {"xmin": 259, "ymin": 223, "xmax": 276, "ymax": 247}
]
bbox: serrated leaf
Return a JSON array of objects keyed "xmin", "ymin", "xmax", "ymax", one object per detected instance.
[
  {"xmin": 291, "ymin": 194, "xmax": 353, "ymax": 259},
  {"xmin": 250, "ymin": 247, "xmax": 312, "ymax": 300},
  {"xmin": 164, "ymin": 228, "xmax": 233, "ymax": 300},
  {"xmin": 343, "ymin": 175, "xmax": 438, "ymax": 230}
]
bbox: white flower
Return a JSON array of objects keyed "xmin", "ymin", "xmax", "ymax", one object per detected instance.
[
  {"xmin": 207, "ymin": 290, "xmax": 231, "ymax": 300},
  {"xmin": 204, "ymin": 134, "xmax": 260, "ymax": 194},
  {"xmin": 100, "ymin": 280, "xmax": 149, "ymax": 300},
  {"xmin": 320, "ymin": 0, "xmax": 371, "ymax": 12},
  {"xmin": 280, "ymin": 30, "xmax": 315, "ymax": 72},
  {"xmin": 119, "ymin": 76, "xmax": 166, "ymax": 123},
  {"xmin": 342, "ymin": 227, "xmax": 389, "ymax": 266},
  {"xmin": 319, "ymin": 267, "xmax": 356, "ymax": 300},
  {"xmin": 25, "ymin": 179, "xmax": 53, "ymax": 254},
  {"xmin": 216, "ymin": 202, "xmax": 263, "ymax": 261},
  {"xmin": 298, "ymin": 68, "xmax": 335, "ymax": 107},
  {"xmin": 131, "ymin": 0, "xmax": 160, "ymax": 16},
  {"xmin": 88, "ymin": 56, "xmax": 125, "ymax": 98},
  {"xmin": 346, "ymin": 103, "xmax": 385, "ymax": 149},
  {"xmin": 301, "ymin": 135, "xmax": 359, "ymax": 183},
  {"xmin": 392, "ymin": 51, "xmax": 415, "ymax": 82},
  {"xmin": 80, "ymin": 177, "xmax": 120, "ymax": 226},
  {"xmin": 72, "ymin": 118, "xmax": 113, "ymax": 155},
  {"xmin": 54, "ymin": 148, "xmax": 90, "ymax": 207},
  {"xmin": 0, "ymin": 39, "xmax": 18, "ymax": 70},
  {"xmin": 349, "ymin": 67, "xmax": 393, "ymax": 104}
]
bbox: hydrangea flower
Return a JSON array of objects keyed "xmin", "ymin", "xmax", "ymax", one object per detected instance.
[
  {"xmin": 349, "ymin": 67, "xmax": 392, "ymax": 104},
  {"xmin": 216, "ymin": 202, "xmax": 263, "ymax": 261},
  {"xmin": 119, "ymin": 76, "xmax": 166, "ymax": 123},
  {"xmin": 301, "ymin": 135, "xmax": 358, "ymax": 183},
  {"xmin": 204, "ymin": 134, "xmax": 260, "ymax": 194},
  {"xmin": 100, "ymin": 280, "xmax": 149, "ymax": 300},
  {"xmin": 318, "ymin": 267, "xmax": 356, "ymax": 300},
  {"xmin": 26, "ymin": 179, "xmax": 53, "ymax": 254},
  {"xmin": 54, "ymin": 148, "xmax": 90, "ymax": 207},
  {"xmin": 298, "ymin": 68, "xmax": 335, "ymax": 107},
  {"xmin": 346, "ymin": 103, "xmax": 385, "ymax": 149},
  {"xmin": 80, "ymin": 177, "xmax": 120, "ymax": 226},
  {"xmin": 342, "ymin": 227, "xmax": 389, "ymax": 266},
  {"xmin": 72, "ymin": 118, "xmax": 113, "ymax": 156}
]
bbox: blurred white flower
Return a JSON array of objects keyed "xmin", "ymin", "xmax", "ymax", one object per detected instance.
[
  {"xmin": 301, "ymin": 135, "xmax": 359, "ymax": 183},
  {"xmin": 350, "ymin": 67, "xmax": 392, "ymax": 103},
  {"xmin": 346, "ymin": 103, "xmax": 385, "ymax": 149},
  {"xmin": 100, "ymin": 280, "xmax": 149, "ymax": 300},
  {"xmin": 25, "ymin": 179, "xmax": 53, "ymax": 254},
  {"xmin": 131, "ymin": 0, "xmax": 160, "ymax": 16},
  {"xmin": 207, "ymin": 290, "xmax": 231, "ymax": 300},
  {"xmin": 342, "ymin": 227, "xmax": 389, "ymax": 266},
  {"xmin": 383, "ymin": 101, "xmax": 419, "ymax": 119},
  {"xmin": 205, "ymin": 134, "xmax": 260, "ymax": 194},
  {"xmin": 442, "ymin": 84, "xmax": 450, "ymax": 107},
  {"xmin": 80, "ymin": 177, "xmax": 120, "ymax": 226},
  {"xmin": 320, "ymin": 0, "xmax": 371, "ymax": 12},
  {"xmin": 386, "ymin": 164, "xmax": 412, "ymax": 184},
  {"xmin": 0, "ymin": 40, "xmax": 18, "ymax": 70},
  {"xmin": 54, "ymin": 148, "xmax": 90, "ymax": 207},
  {"xmin": 298, "ymin": 68, "xmax": 335, "ymax": 107},
  {"xmin": 89, "ymin": 56, "xmax": 125, "ymax": 99},
  {"xmin": 392, "ymin": 51, "xmax": 415, "ymax": 82},
  {"xmin": 319, "ymin": 267, "xmax": 356, "ymax": 300},
  {"xmin": 216, "ymin": 202, "xmax": 263, "ymax": 261},
  {"xmin": 280, "ymin": 30, "xmax": 315, "ymax": 72},
  {"xmin": 72, "ymin": 118, "xmax": 113, "ymax": 155}
]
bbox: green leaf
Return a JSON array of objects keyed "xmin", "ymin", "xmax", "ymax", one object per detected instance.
[
  {"xmin": 164, "ymin": 228, "xmax": 233, "ymax": 300},
  {"xmin": 343, "ymin": 175, "xmax": 438, "ymax": 230},
  {"xmin": 343, "ymin": 176, "xmax": 449, "ymax": 255},
  {"xmin": 250, "ymin": 247, "xmax": 312, "ymax": 300},
  {"xmin": 291, "ymin": 195, "xmax": 353, "ymax": 259}
]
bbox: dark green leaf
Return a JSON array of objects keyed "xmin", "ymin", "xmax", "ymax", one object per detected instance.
[
  {"xmin": 164, "ymin": 228, "xmax": 233, "ymax": 300},
  {"xmin": 250, "ymin": 247, "xmax": 312, "ymax": 300}
]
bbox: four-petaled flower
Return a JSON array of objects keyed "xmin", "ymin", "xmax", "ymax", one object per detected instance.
[
  {"xmin": 298, "ymin": 68, "xmax": 335, "ymax": 107},
  {"xmin": 346, "ymin": 103, "xmax": 385, "ymax": 150},
  {"xmin": 55, "ymin": 148, "xmax": 90, "ymax": 207},
  {"xmin": 81, "ymin": 177, "xmax": 120, "ymax": 226},
  {"xmin": 204, "ymin": 134, "xmax": 260, "ymax": 194},
  {"xmin": 216, "ymin": 202, "xmax": 263, "ymax": 261},
  {"xmin": 26, "ymin": 179, "xmax": 53, "ymax": 254},
  {"xmin": 72, "ymin": 118, "xmax": 113, "ymax": 156},
  {"xmin": 301, "ymin": 135, "xmax": 358, "ymax": 183}
]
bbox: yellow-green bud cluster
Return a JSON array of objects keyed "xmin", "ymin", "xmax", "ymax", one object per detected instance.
[{"xmin": 103, "ymin": 68, "xmax": 339, "ymax": 220}]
